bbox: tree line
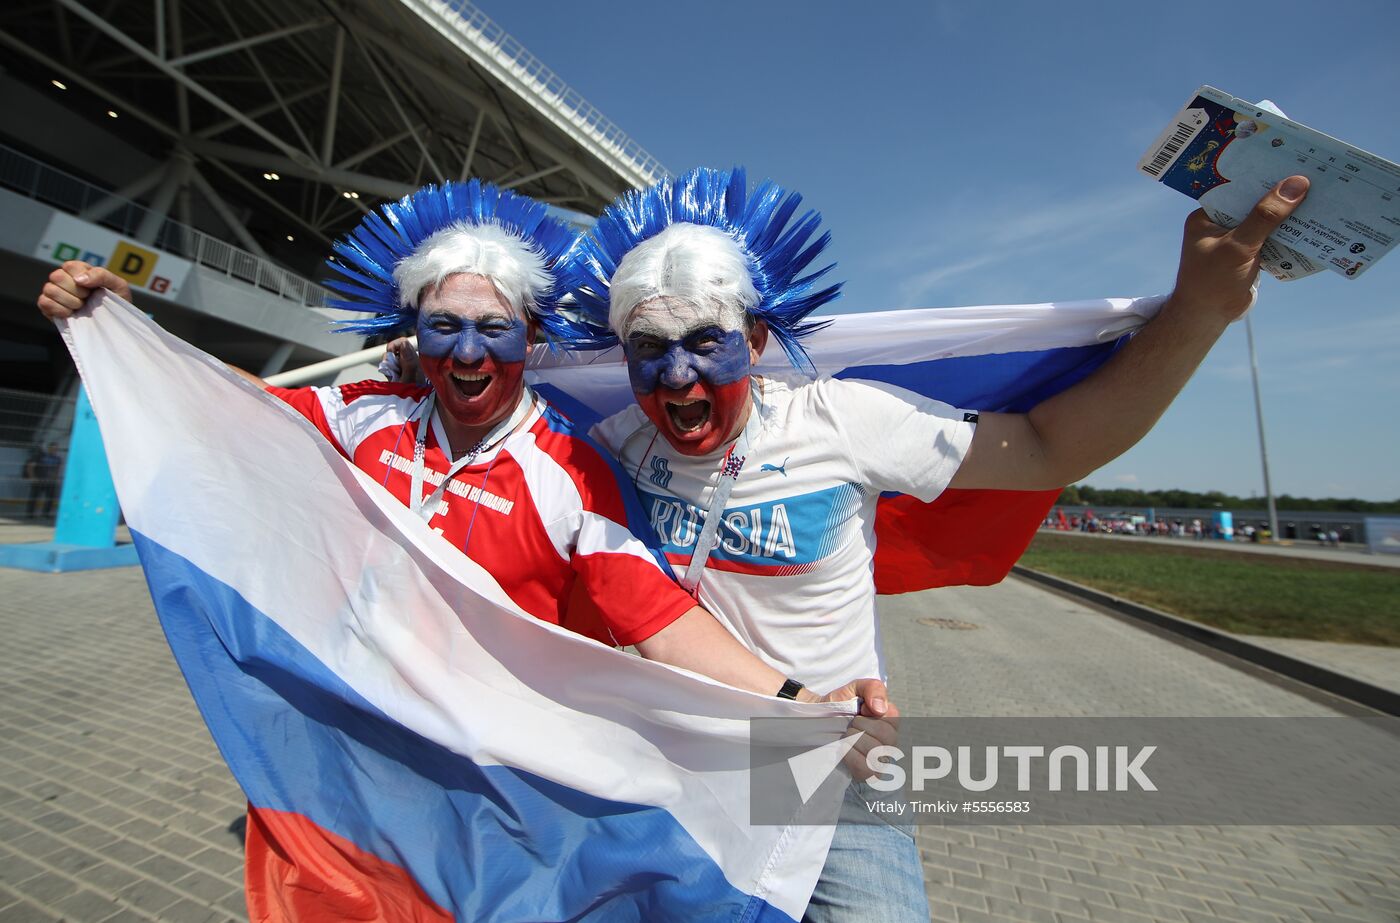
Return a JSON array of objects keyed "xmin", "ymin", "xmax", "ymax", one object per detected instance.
[{"xmin": 1057, "ymin": 485, "xmax": 1400, "ymax": 514}]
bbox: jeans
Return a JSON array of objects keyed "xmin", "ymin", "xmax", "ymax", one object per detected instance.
[{"xmin": 803, "ymin": 782, "xmax": 930, "ymax": 923}]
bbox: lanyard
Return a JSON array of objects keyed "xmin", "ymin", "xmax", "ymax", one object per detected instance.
[
  {"xmin": 678, "ymin": 380, "xmax": 764, "ymax": 594},
  {"xmin": 408, "ymin": 389, "xmax": 535, "ymax": 522}
]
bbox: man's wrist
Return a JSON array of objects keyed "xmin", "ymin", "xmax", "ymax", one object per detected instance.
[
  {"xmin": 776, "ymin": 678, "xmax": 805, "ymax": 700},
  {"xmin": 1163, "ymin": 288, "xmax": 1249, "ymax": 331}
]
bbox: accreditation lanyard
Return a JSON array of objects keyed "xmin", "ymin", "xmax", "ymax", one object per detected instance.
[
  {"xmin": 407, "ymin": 389, "xmax": 535, "ymax": 522},
  {"xmin": 678, "ymin": 381, "xmax": 764, "ymax": 594}
]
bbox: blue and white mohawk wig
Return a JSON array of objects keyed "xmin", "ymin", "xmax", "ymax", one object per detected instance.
[
  {"xmin": 568, "ymin": 167, "xmax": 842, "ymax": 373},
  {"xmin": 324, "ymin": 180, "xmax": 608, "ymax": 347}
]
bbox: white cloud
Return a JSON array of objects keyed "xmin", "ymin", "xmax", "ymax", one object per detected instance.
[{"xmin": 884, "ymin": 182, "xmax": 1168, "ymax": 306}]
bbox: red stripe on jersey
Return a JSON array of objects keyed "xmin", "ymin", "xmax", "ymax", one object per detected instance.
[{"xmin": 666, "ymin": 551, "xmax": 824, "ymax": 579}]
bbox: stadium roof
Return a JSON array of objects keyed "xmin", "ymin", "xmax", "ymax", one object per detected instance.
[{"xmin": 0, "ymin": 0, "xmax": 668, "ymax": 256}]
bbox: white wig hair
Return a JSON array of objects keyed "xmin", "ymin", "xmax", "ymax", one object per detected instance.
[
  {"xmin": 608, "ymin": 223, "xmax": 759, "ymax": 337},
  {"xmin": 391, "ymin": 222, "xmax": 550, "ymax": 315}
]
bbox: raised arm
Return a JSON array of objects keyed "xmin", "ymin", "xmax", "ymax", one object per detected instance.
[
  {"xmin": 951, "ymin": 175, "xmax": 1310, "ymax": 491},
  {"xmin": 38, "ymin": 261, "xmax": 269, "ymax": 387}
]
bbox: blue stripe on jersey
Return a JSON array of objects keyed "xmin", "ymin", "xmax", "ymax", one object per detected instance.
[{"xmin": 639, "ymin": 483, "xmax": 863, "ymax": 569}]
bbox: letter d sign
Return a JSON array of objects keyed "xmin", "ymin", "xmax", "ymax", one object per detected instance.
[{"xmin": 110, "ymin": 241, "xmax": 158, "ymax": 288}]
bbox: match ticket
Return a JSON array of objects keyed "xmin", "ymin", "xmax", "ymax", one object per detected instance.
[{"xmin": 1138, "ymin": 86, "xmax": 1400, "ymax": 280}]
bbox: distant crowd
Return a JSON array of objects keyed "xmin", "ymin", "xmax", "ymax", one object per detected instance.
[{"xmin": 1042, "ymin": 511, "xmax": 1353, "ymax": 545}]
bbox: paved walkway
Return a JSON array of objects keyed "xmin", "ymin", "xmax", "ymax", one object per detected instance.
[
  {"xmin": 882, "ymin": 579, "xmax": 1398, "ymax": 923},
  {"xmin": 0, "ymin": 565, "xmax": 245, "ymax": 922},
  {"xmin": 0, "ymin": 560, "xmax": 1395, "ymax": 922}
]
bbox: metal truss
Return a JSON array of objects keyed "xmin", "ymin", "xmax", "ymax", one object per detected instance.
[{"xmin": 0, "ymin": 0, "xmax": 667, "ymax": 271}]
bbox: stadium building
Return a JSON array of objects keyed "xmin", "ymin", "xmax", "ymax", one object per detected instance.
[{"xmin": 0, "ymin": 0, "xmax": 665, "ymax": 517}]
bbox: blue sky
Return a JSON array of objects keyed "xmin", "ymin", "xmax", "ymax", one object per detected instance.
[{"xmin": 479, "ymin": 0, "xmax": 1400, "ymax": 501}]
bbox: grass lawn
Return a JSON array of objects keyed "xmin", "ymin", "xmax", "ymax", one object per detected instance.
[{"xmin": 1018, "ymin": 532, "xmax": 1400, "ymax": 647}]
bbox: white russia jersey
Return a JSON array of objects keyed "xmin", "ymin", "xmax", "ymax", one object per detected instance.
[{"xmin": 592, "ymin": 373, "xmax": 975, "ymax": 693}]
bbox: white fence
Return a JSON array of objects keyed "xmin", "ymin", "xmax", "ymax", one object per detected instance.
[{"xmin": 0, "ymin": 143, "xmax": 330, "ymax": 309}]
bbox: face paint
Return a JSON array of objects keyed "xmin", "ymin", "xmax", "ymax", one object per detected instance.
[
  {"xmin": 622, "ymin": 299, "xmax": 753, "ymax": 456},
  {"xmin": 415, "ymin": 274, "xmax": 531, "ymax": 433}
]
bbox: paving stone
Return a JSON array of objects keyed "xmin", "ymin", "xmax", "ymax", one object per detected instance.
[
  {"xmin": 1203, "ymin": 899, "xmax": 1291, "ymax": 923},
  {"xmin": 74, "ymin": 861, "xmax": 145, "ymax": 895},
  {"xmin": 185, "ymin": 849, "xmax": 242, "ymax": 880},
  {"xmin": 0, "ymin": 853, "xmax": 42, "ymax": 887},
  {"xmin": 1018, "ymin": 887, "xmax": 1094, "ymax": 919},
  {"xmin": 951, "ymin": 871, "xmax": 1019, "ymax": 903},
  {"xmin": 39, "ymin": 845, "xmax": 105, "ymax": 878},
  {"xmin": 982, "ymin": 895, "xmax": 1059, "ymax": 922},
  {"xmin": 925, "ymin": 880, "xmax": 988, "ymax": 914},
  {"xmin": 171, "ymin": 869, "xmax": 241, "ymax": 906},
  {"xmin": 1112, "ymin": 892, "xmax": 1190, "ymax": 921},
  {"xmin": 1039, "ymin": 877, "xmax": 1116, "ymax": 910},
  {"xmin": 113, "ymin": 878, "xmax": 183, "ymax": 915},
  {"xmin": 158, "ymin": 897, "xmax": 230, "ymax": 923},
  {"xmin": 11, "ymin": 871, "xmax": 80, "ymax": 907},
  {"xmin": 98, "ymin": 839, "xmax": 156, "ymax": 869},
  {"xmin": 112, "ymin": 817, "xmax": 165, "ymax": 843},
  {"xmin": 1090, "ymin": 862, "xmax": 1165, "ymax": 891},
  {"xmin": 135, "ymin": 853, "xmax": 202, "ymax": 890},
  {"xmin": 215, "ymin": 892, "xmax": 248, "ymax": 918},
  {"xmin": 49, "ymin": 887, "xmax": 126, "ymax": 922},
  {"xmin": 0, "ymin": 898, "xmax": 60, "ymax": 921},
  {"xmin": 96, "ymin": 910, "xmax": 157, "ymax": 923}
]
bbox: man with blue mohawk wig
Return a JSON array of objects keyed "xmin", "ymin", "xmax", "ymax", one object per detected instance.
[{"xmin": 570, "ymin": 165, "xmax": 1310, "ymax": 921}]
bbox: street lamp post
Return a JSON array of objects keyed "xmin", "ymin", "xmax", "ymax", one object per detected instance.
[{"xmin": 1244, "ymin": 314, "xmax": 1281, "ymax": 542}]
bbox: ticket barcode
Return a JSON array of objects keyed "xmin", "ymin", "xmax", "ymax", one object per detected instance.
[{"xmin": 1141, "ymin": 121, "xmax": 1200, "ymax": 177}]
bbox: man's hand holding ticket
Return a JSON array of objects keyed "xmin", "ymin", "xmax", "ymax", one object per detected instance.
[{"xmin": 1140, "ymin": 85, "xmax": 1400, "ymax": 281}]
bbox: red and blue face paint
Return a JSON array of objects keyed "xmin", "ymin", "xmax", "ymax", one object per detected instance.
[
  {"xmin": 624, "ymin": 323, "xmax": 753, "ymax": 457},
  {"xmin": 416, "ymin": 276, "xmax": 531, "ymax": 431}
]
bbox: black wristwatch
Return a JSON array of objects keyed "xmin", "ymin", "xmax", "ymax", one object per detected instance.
[{"xmin": 776, "ymin": 678, "xmax": 805, "ymax": 700}]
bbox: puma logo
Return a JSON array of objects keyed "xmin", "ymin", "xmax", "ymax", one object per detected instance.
[{"xmin": 760, "ymin": 456, "xmax": 790, "ymax": 477}]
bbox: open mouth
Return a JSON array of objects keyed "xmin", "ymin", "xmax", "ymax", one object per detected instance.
[
  {"xmin": 666, "ymin": 398, "xmax": 711, "ymax": 433},
  {"xmin": 451, "ymin": 371, "xmax": 491, "ymax": 399}
]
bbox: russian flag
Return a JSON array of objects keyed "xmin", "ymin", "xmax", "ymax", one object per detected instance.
[
  {"xmin": 530, "ymin": 294, "xmax": 1165, "ymax": 594},
  {"xmin": 60, "ymin": 294, "xmax": 855, "ymax": 922}
]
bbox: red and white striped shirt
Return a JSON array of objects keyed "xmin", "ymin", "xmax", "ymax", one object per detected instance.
[{"xmin": 269, "ymin": 380, "xmax": 693, "ymax": 646}]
